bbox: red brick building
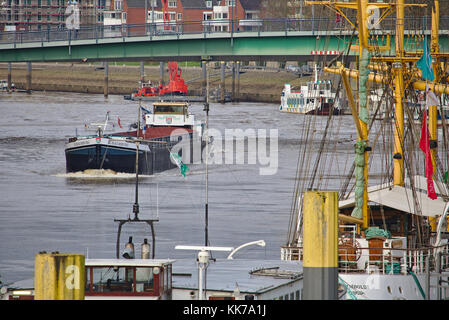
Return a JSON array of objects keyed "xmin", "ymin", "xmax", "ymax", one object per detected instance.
[{"xmin": 103, "ymin": 0, "xmax": 261, "ymax": 34}]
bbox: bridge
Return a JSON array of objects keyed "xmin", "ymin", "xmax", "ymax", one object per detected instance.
[{"xmin": 1, "ymin": 17, "xmax": 448, "ymax": 63}]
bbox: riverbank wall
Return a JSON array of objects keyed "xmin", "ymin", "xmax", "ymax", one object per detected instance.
[{"xmin": 0, "ymin": 62, "xmax": 313, "ymax": 104}]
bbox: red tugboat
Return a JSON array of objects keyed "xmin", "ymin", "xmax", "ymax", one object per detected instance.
[
  {"xmin": 134, "ymin": 62, "xmax": 188, "ymax": 98},
  {"xmin": 134, "ymin": 0, "xmax": 188, "ymax": 98}
]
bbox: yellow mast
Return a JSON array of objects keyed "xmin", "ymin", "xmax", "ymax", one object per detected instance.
[
  {"xmin": 306, "ymin": 0, "xmax": 439, "ymax": 229},
  {"xmin": 393, "ymin": 0, "xmax": 405, "ymax": 186}
]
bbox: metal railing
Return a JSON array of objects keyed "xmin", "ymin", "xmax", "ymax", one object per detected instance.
[
  {"xmin": 281, "ymin": 242, "xmax": 449, "ymax": 275},
  {"xmin": 1, "ymin": 16, "xmax": 448, "ymax": 46}
]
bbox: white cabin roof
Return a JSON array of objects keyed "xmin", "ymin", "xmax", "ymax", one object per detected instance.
[
  {"xmin": 339, "ymin": 177, "xmax": 448, "ymax": 217},
  {"xmin": 85, "ymin": 258, "xmax": 175, "ymax": 267}
]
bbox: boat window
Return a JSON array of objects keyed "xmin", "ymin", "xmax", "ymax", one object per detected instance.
[
  {"xmin": 88, "ymin": 266, "xmax": 135, "ymax": 293},
  {"xmin": 300, "ymin": 98, "xmax": 304, "ymax": 105},
  {"xmin": 154, "ymin": 105, "xmax": 185, "ymax": 114},
  {"xmin": 135, "ymin": 267, "xmax": 154, "ymax": 293}
]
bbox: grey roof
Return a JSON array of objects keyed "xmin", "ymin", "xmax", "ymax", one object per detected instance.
[
  {"xmin": 239, "ymin": 0, "xmax": 261, "ymax": 11},
  {"xmin": 172, "ymin": 258, "xmax": 303, "ymax": 294}
]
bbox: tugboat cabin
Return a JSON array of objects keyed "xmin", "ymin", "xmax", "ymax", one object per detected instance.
[
  {"xmin": 85, "ymin": 259, "xmax": 175, "ymax": 300},
  {"xmin": 146, "ymin": 102, "xmax": 195, "ymax": 128}
]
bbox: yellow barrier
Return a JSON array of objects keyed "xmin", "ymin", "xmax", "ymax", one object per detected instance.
[{"xmin": 34, "ymin": 252, "xmax": 85, "ymax": 300}]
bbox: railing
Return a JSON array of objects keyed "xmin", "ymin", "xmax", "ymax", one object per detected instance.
[
  {"xmin": 1, "ymin": 16, "xmax": 448, "ymax": 46},
  {"xmin": 281, "ymin": 242, "xmax": 449, "ymax": 275}
]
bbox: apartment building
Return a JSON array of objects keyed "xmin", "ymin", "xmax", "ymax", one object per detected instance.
[
  {"xmin": 103, "ymin": 0, "xmax": 261, "ymax": 36},
  {"xmin": 0, "ymin": 0, "xmax": 107, "ymax": 31}
]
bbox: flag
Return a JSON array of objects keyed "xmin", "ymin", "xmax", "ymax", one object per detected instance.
[
  {"xmin": 416, "ymin": 36, "xmax": 435, "ymax": 82},
  {"xmin": 170, "ymin": 152, "xmax": 189, "ymax": 177},
  {"xmin": 419, "ymin": 106, "xmax": 437, "ymax": 200},
  {"xmin": 426, "ymin": 84, "xmax": 439, "ymax": 106},
  {"xmin": 118, "ymin": 117, "xmax": 123, "ymax": 129}
]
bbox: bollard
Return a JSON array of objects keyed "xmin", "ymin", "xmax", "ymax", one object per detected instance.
[
  {"xmin": 303, "ymin": 191, "xmax": 338, "ymax": 300},
  {"xmin": 34, "ymin": 252, "xmax": 85, "ymax": 300}
]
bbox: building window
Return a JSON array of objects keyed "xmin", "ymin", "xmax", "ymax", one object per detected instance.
[
  {"xmin": 177, "ymin": 13, "xmax": 182, "ymax": 20},
  {"xmin": 114, "ymin": 0, "xmax": 122, "ymax": 11},
  {"xmin": 168, "ymin": 1, "xmax": 176, "ymax": 8},
  {"xmin": 226, "ymin": 0, "xmax": 235, "ymax": 6},
  {"xmin": 206, "ymin": 0, "xmax": 212, "ymax": 8}
]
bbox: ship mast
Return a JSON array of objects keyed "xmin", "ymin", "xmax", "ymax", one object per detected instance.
[{"xmin": 307, "ymin": 0, "xmax": 445, "ymax": 232}]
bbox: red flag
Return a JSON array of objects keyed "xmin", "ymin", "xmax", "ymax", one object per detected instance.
[
  {"xmin": 118, "ymin": 117, "xmax": 122, "ymax": 129},
  {"xmin": 419, "ymin": 112, "xmax": 437, "ymax": 199}
]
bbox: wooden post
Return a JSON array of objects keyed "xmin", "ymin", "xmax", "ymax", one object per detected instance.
[
  {"xmin": 231, "ymin": 61, "xmax": 236, "ymax": 102},
  {"xmin": 303, "ymin": 191, "xmax": 338, "ymax": 300},
  {"xmin": 220, "ymin": 61, "xmax": 225, "ymax": 103},
  {"xmin": 103, "ymin": 62, "xmax": 109, "ymax": 98},
  {"xmin": 7, "ymin": 62, "xmax": 12, "ymax": 93},
  {"xmin": 140, "ymin": 61, "xmax": 145, "ymax": 84},
  {"xmin": 26, "ymin": 61, "xmax": 32, "ymax": 94},
  {"xmin": 160, "ymin": 61, "xmax": 165, "ymax": 87},
  {"xmin": 202, "ymin": 61, "xmax": 207, "ymax": 97},
  {"xmin": 34, "ymin": 252, "xmax": 85, "ymax": 300},
  {"xmin": 236, "ymin": 61, "xmax": 240, "ymax": 102}
]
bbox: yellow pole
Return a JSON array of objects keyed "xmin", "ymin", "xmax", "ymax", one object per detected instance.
[
  {"xmin": 303, "ymin": 191, "xmax": 338, "ymax": 300},
  {"xmin": 324, "ymin": 66, "xmax": 449, "ymax": 95},
  {"xmin": 34, "ymin": 252, "xmax": 85, "ymax": 300},
  {"xmin": 393, "ymin": 0, "xmax": 405, "ymax": 187}
]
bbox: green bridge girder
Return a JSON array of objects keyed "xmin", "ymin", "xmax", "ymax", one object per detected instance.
[
  {"xmin": 0, "ymin": 31, "xmax": 354, "ymax": 63},
  {"xmin": 0, "ymin": 31, "xmax": 447, "ymax": 63}
]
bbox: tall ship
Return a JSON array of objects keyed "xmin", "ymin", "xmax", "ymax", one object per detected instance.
[
  {"xmin": 282, "ymin": 0, "xmax": 449, "ymax": 299},
  {"xmin": 65, "ymin": 102, "xmax": 204, "ymax": 175},
  {"xmin": 279, "ymin": 65, "xmax": 343, "ymax": 115}
]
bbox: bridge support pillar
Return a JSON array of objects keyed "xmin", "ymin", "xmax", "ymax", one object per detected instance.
[
  {"xmin": 220, "ymin": 61, "xmax": 225, "ymax": 103},
  {"xmin": 103, "ymin": 62, "xmax": 109, "ymax": 98},
  {"xmin": 26, "ymin": 61, "xmax": 32, "ymax": 94},
  {"xmin": 160, "ymin": 62, "xmax": 165, "ymax": 87},
  {"xmin": 7, "ymin": 62, "xmax": 12, "ymax": 93},
  {"xmin": 140, "ymin": 61, "xmax": 145, "ymax": 84}
]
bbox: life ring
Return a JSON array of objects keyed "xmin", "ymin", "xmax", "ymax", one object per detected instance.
[{"xmin": 300, "ymin": 93, "xmax": 304, "ymax": 97}]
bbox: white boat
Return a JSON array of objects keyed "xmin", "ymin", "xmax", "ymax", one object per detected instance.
[{"xmin": 279, "ymin": 65, "xmax": 342, "ymax": 115}]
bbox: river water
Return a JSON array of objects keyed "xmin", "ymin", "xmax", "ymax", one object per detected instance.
[{"xmin": 0, "ymin": 91, "xmax": 357, "ymax": 284}]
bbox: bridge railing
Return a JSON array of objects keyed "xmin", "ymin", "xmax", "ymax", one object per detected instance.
[{"xmin": 0, "ymin": 16, "xmax": 447, "ymax": 46}]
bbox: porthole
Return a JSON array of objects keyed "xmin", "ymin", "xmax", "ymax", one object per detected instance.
[
  {"xmin": 399, "ymin": 287, "xmax": 403, "ymax": 294},
  {"xmin": 387, "ymin": 286, "xmax": 392, "ymax": 294}
]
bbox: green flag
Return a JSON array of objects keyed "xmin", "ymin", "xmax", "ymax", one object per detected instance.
[
  {"xmin": 170, "ymin": 152, "xmax": 189, "ymax": 177},
  {"xmin": 416, "ymin": 36, "xmax": 435, "ymax": 82}
]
